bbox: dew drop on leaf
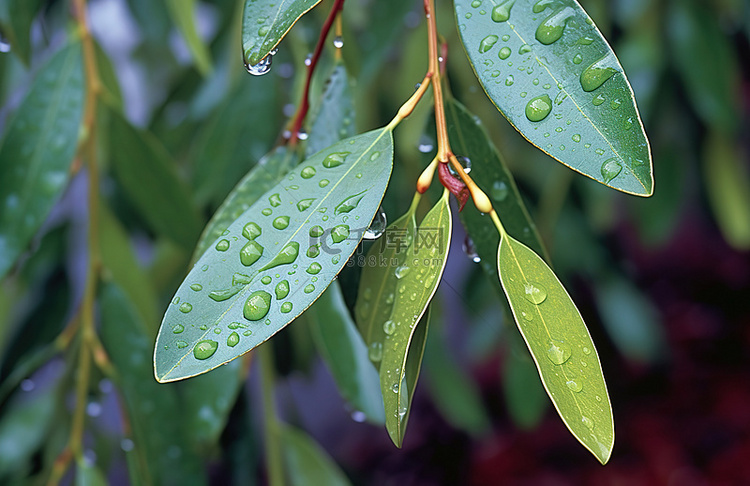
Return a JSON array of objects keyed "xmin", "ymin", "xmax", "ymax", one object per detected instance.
[
  {"xmin": 227, "ymin": 332, "xmax": 240, "ymax": 347},
  {"xmin": 580, "ymin": 53, "xmax": 619, "ymax": 92},
  {"xmin": 600, "ymin": 158, "xmax": 622, "ymax": 183},
  {"xmin": 179, "ymin": 303, "xmax": 192, "ymax": 313},
  {"xmin": 523, "ymin": 282, "xmax": 548, "ymax": 304},
  {"xmin": 193, "ymin": 340, "xmax": 218, "ymax": 360},
  {"xmin": 498, "ymin": 47, "xmax": 511, "ymax": 60},
  {"xmin": 535, "ymin": 7, "xmax": 575, "ymax": 45},
  {"xmin": 272, "ymin": 216, "xmax": 290, "ymax": 230},
  {"xmin": 280, "ymin": 302, "xmax": 293, "ymax": 313},
  {"xmin": 479, "ymin": 34, "xmax": 499, "ymax": 53},
  {"xmin": 240, "ymin": 241, "xmax": 264, "ymax": 266},
  {"xmin": 243, "ymin": 291, "xmax": 272, "ymax": 321},
  {"xmin": 566, "ymin": 379, "xmax": 583, "ymax": 392},
  {"xmin": 243, "ymin": 222, "xmax": 261, "ymax": 240},
  {"xmin": 368, "ymin": 342, "xmax": 383, "ymax": 362},
  {"xmin": 322, "ymin": 152, "xmax": 350, "ymax": 168},
  {"xmin": 383, "ymin": 320, "xmax": 396, "ymax": 335},
  {"xmin": 525, "ymin": 94, "xmax": 553, "ymax": 122},
  {"xmin": 546, "ymin": 340, "xmax": 572, "ymax": 365},
  {"xmin": 364, "ymin": 206, "xmax": 387, "ymax": 240},
  {"xmin": 491, "ymin": 0, "xmax": 515, "ymax": 22}
]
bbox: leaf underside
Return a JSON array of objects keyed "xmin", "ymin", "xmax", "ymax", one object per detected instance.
[
  {"xmin": 455, "ymin": 0, "xmax": 653, "ymax": 196},
  {"xmin": 154, "ymin": 129, "xmax": 394, "ymax": 382}
]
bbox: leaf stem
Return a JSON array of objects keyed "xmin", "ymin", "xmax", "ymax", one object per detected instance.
[
  {"xmin": 259, "ymin": 345, "xmax": 285, "ymax": 486},
  {"xmin": 386, "ymin": 72, "xmax": 433, "ymax": 130},
  {"xmin": 424, "ymin": 0, "xmax": 450, "ymax": 163},
  {"xmin": 287, "ymin": 0, "xmax": 346, "ymax": 146}
]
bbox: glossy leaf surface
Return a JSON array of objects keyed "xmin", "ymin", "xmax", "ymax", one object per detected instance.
[
  {"xmin": 192, "ymin": 147, "xmax": 300, "ymax": 263},
  {"xmin": 502, "ymin": 329, "xmax": 548, "ymax": 429},
  {"xmin": 107, "ymin": 105, "xmax": 202, "ymax": 249},
  {"xmin": 308, "ymin": 283, "xmax": 384, "ymax": 424},
  {"xmin": 0, "ymin": 43, "xmax": 84, "ymax": 279},
  {"xmin": 306, "ymin": 62, "xmax": 356, "ymax": 157},
  {"xmin": 242, "ymin": 0, "xmax": 322, "ymax": 66},
  {"xmin": 154, "ymin": 129, "xmax": 394, "ymax": 382},
  {"xmin": 281, "ymin": 425, "xmax": 351, "ymax": 486},
  {"xmin": 498, "ymin": 233, "xmax": 613, "ymax": 463},
  {"xmin": 165, "ymin": 0, "xmax": 213, "ymax": 75},
  {"xmin": 455, "ymin": 0, "xmax": 652, "ymax": 195},
  {"xmin": 381, "ymin": 193, "xmax": 451, "ymax": 447}
]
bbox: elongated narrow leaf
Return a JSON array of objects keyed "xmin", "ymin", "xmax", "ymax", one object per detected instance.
[
  {"xmin": 165, "ymin": 0, "xmax": 213, "ymax": 75},
  {"xmin": 0, "ymin": 0, "xmax": 41, "ymax": 64},
  {"xmin": 0, "ymin": 43, "xmax": 84, "ymax": 279},
  {"xmin": 281, "ymin": 425, "xmax": 351, "ymax": 486},
  {"xmin": 306, "ymin": 62, "xmax": 356, "ymax": 157},
  {"xmin": 444, "ymin": 96, "xmax": 546, "ymax": 294},
  {"xmin": 242, "ymin": 0, "xmax": 322, "ymax": 66},
  {"xmin": 192, "ymin": 147, "xmax": 300, "ymax": 263},
  {"xmin": 498, "ymin": 234, "xmax": 613, "ymax": 463},
  {"xmin": 308, "ymin": 283, "xmax": 384, "ymax": 424},
  {"xmin": 455, "ymin": 0, "xmax": 652, "ymax": 195},
  {"xmin": 107, "ymin": 105, "xmax": 202, "ymax": 249},
  {"xmin": 381, "ymin": 193, "xmax": 451, "ymax": 447},
  {"xmin": 354, "ymin": 197, "xmax": 418, "ymax": 368},
  {"xmin": 154, "ymin": 129, "xmax": 394, "ymax": 382}
]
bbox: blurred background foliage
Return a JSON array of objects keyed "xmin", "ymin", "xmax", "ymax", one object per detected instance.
[{"xmin": 0, "ymin": 0, "xmax": 749, "ymax": 483}]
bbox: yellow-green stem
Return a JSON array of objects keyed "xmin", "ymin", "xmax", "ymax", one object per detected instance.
[{"xmin": 259, "ymin": 345, "xmax": 285, "ymax": 486}]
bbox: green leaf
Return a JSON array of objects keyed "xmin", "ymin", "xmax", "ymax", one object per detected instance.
[
  {"xmin": 703, "ymin": 132, "xmax": 750, "ymax": 250},
  {"xmin": 455, "ymin": 0, "xmax": 653, "ymax": 196},
  {"xmin": 106, "ymin": 104, "xmax": 203, "ymax": 249},
  {"xmin": 100, "ymin": 284, "xmax": 206, "ymax": 486},
  {"xmin": 502, "ymin": 329, "xmax": 548, "ymax": 429},
  {"xmin": 192, "ymin": 147, "xmax": 300, "ymax": 264},
  {"xmin": 308, "ymin": 282, "xmax": 384, "ymax": 424},
  {"xmin": 381, "ymin": 192, "xmax": 452, "ymax": 447},
  {"xmin": 242, "ymin": 0, "xmax": 322, "ymax": 66},
  {"xmin": 497, "ymin": 233, "xmax": 613, "ymax": 463},
  {"xmin": 306, "ymin": 62, "xmax": 356, "ymax": 157},
  {"xmin": 154, "ymin": 129, "xmax": 394, "ymax": 382},
  {"xmin": 0, "ymin": 0, "xmax": 41, "ymax": 64},
  {"xmin": 280, "ymin": 425, "xmax": 351, "ymax": 486},
  {"xmin": 165, "ymin": 0, "xmax": 213, "ymax": 75},
  {"xmin": 0, "ymin": 43, "xmax": 84, "ymax": 279},
  {"xmin": 444, "ymin": 96, "xmax": 547, "ymax": 293}
]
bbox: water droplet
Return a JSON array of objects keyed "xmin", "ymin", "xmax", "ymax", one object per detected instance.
[
  {"xmin": 535, "ymin": 7, "xmax": 575, "ymax": 45},
  {"xmin": 322, "ymin": 151, "xmax": 350, "ymax": 168},
  {"xmin": 190, "ymin": 284, "xmax": 202, "ymax": 292},
  {"xmin": 172, "ymin": 324, "xmax": 184, "ymax": 334},
  {"xmin": 582, "ymin": 346, "xmax": 591, "ymax": 355},
  {"xmin": 490, "ymin": 181, "xmax": 509, "ymax": 201},
  {"xmin": 215, "ymin": 239, "xmax": 230, "ymax": 252},
  {"xmin": 194, "ymin": 340, "xmax": 218, "ymax": 360},
  {"xmin": 0, "ymin": 33, "xmax": 11, "ymax": 53},
  {"xmin": 304, "ymin": 284, "xmax": 315, "ymax": 294},
  {"xmin": 245, "ymin": 53, "xmax": 274, "ymax": 76},
  {"xmin": 209, "ymin": 287, "xmax": 242, "ymax": 302},
  {"xmin": 600, "ymin": 158, "xmax": 622, "ymax": 183},
  {"xmin": 319, "ymin": 179, "xmax": 330, "ymax": 187},
  {"xmin": 333, "ymin": 35, "xmax": 344, "ymax": 48},
  {"xmin": 581, "ymin": 415, "xmax": 595, "ymax": 430},
  {"xmin": 261, "ymin": 276, "xmax": 272, "ymax": 285},
  {"xmin": 176, "ymin": 340, "xmax": 189, "ymax": 349},
  {"xmin": 491, "ymin": 0, "xmax": 515, "ymax": 22},
  {"xmin": 533, "ymin": 0, "xmax": 554, "ymax": 13},
  {"xmin": 395, "ymin": 265, "xmax": 411, "ymax": 279},
  {"xmin": 566, "ymin": 379, "xmax": 583, "ymax": 392},
  {"xmin": 243, "ymin": 222, "xmax": 261, "ymax": 240},
  {"xmin": 179, "ymin": 302, "xmax": 192, "ymax": 313},
  {"xmin": 417, "ymin": 135, "xmax": 434, "ymax": 153},
  {"xmin": 335, "ymin": 191, "xmax": 366, "ymax": 215},
  {"xmin": 471, "ymin": 0, "xmax": 482, "ymax": 7},
  {"xmin": 364, "ymin": 207, "xmax": 387, "ymax": 239},
  {"xmin": 331, "ymin": 225, "xmax": 350, "ymax": 243},
  {"xmin": 462, "ymin": 236, "xmax": 481, "ymax": 263},
  {"xmin": 260, "ymin": 242, "xmax": 299, "ymax": 271},
  {"xmin": 525, "ymin": 94, "xmax": 553, "ymax": 122},
  {"xmin": 309, "ymin": 226, "xmax": 324, "ymax": 238},
  {"xmin": 580, "ymin": 53, "xmax": 619, "ymax": 92},
  {"xmin": 368, "ymin": 342, "xmax": 383, "ymax": 362},
  {"xmin": 504, "ymin": 74, "xmax": 515, "ymax": 86},
  {"xmin": 572, "ymin": 53, "xmax": 583, "ymax": 64},
  {"xmin": 518, "ymin": 44, "xmax": 532, "ymax": 54},
  {"xmin": 296, "ymin": 198, "xmax": 315, "ymax": 212},
  {"xmin": 479, "ymin": 34, "xmax": 499, "ymax": 53},
  {"xmin": 275, "ymin": 280, "xmax": 290, "ymax": 300},
  {"xmin": 269, "ymin": 193, "xmax": 282, "ymax": 207},
  {"xmin": 280, "ymin": 302, "xmax": 293, "ymax": 313},
  {"xmin": 243, "ymin": 291, "xmax": 272, "ymax": 321},
  {"xmin": 261, "ymin": 208, "xmax": 272, "ymax": 216},
  {"xmin": 572, "ymin": 133, "xmax": 581, "ymax": 143},
  {"xmin": 226, "ymin": 332, "xmax": 240, "ymax": 347},
  {"xmin": 546, "ymin": 340, "xmax": 571, "ymax": 365},
  {"xmin": 301, "ymin": 166, "xmax": 316, "ymax": 179},
  {"xmin": 240, "ymin": 241, "xmax": 264, "ymax": 266},
  {"xmin": 307, "ymin": 262, "xmax": 322, "ymax": 275},
  {"xmin": 610, "ymin": 98, "xmax": 622, "ymax": 110},
  {"xmin": 383, "ymin": 320, "xmax": 396, "ymax": 335},
  {"xmin": 272, "ymin": 216, "xmax": 290, "ymax": 230},
  {"xmin": 307, "ymin": 245, "xmax": 320, "ymax": 258}
]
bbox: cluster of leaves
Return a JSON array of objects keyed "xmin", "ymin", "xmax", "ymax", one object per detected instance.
[{"xmin": 0, "ymin": 0, "xmax": 747, "ymax": 483}]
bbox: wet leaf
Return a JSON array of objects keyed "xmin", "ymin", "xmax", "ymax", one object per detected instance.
[
  {"xmin": 192, "ymin": 147, "xmax": 300, "ymax": 264},
  {"xmin": 154, "ymin": 129, "xmax": 394, "ymax": 382},
  {"xmin": 702, "ymin": 132, "xmax": 750, "ymax": 250},
  {"xmin": 242, "ymin": 0, "xmax": 323, "ymax": 66},
  {"xmin": 308, "ymin": 282, "xmax": 384, "ymax": 424},
  {"xmin": 106, "ymin": 104, "xmax": 203, "ymax": 250},
  {"xmin": 306, "ymin": 62, "xmax": 356, "ymax": 157},
  {"xmin": 0, "ymin": 0, "xmax": 41, "ymax": 64},
  {"xmin": 455, "ymin": 0, "xmax": 653, "ymax": 196},
  {"xmin": 0, "ymin": 43, "xmax": 84, "ymax": 279},
  {"xmin": 165, "ymin": 0, "xmax": 213, "ymax": 75},
  {"xmin": 381, "ymin": 192, "xmax": 451, "ymax": 447},
  {"xmin": 502, "ymin": 329, "xmax": 548, "ymax": 429},
  {"xmin": 498, "ymin": 233, "xmax": 613, "ymax": 463},
  {"xmin": 281, "ymin": 425, "xmax": 351, "ymax": 486}
]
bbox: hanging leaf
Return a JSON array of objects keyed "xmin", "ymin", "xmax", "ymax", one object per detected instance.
[
  {"xmin": 354, "ymin": 196, "xmax": 419, "ymax": 369},
  {"xmin": 154, "ymin": 129, "xmax": 394, "ymax": 382},
  {"xmin": 308, "ymin": 283, "xmax": 384, "ymax": 424},
  {"xmin": 165, "ymin": 0, "xmax": 213, "ymax": 75},
  {"xmin": 497, "ymin": 233, "xmax": 613, "ymax": 463},
  {"xmin": 306, "ymin": 62, "xmax": 356, "ymax": 157},
  {"xmin": 454, "ymin": 0, "xmax": 652, "ymax": 196},
  {"xmin": 381, "ymin": 192, "xmax": 452, "ymax": 447},
  {"xmin": 106, "ymin": 105, "xmax": 203, "ymax": 250},
  {"xmin": 242, "ymin": 0, "xmax": 323, "ymax": 66},
  {"xmin": 280, "ymin": 425, "xmax": 351, "ymax": 486},
  {"xmin": 192, "ymin": 147, "xmax": 300, "ymax": 263},
  {"xmin": 0, "ymin": 43, "xmax": 84, "ymax": 280},
  {"xmin": 0, "ymin": 0, "xmax": 41, "ymax": 64},
  {"xmin": 502, "ymin": 329, "xmax": 548, "ymax": 429}
]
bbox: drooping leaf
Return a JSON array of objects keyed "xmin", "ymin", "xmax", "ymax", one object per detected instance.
[
  {"xmin": 308, "ymin": 282, "xmax": 384, "ymax": 424},
  {"xmin": 100, "ymin": 284, "xmax": 206, "ymax": 486},
  {"xmin": 455, "ymin": 0, "xmax": 653, "ymax": 196},
  {"xmin": 242, "ymin": 0, "xmax": 323, "ymax": 66},
  {"xmin": 0, "ymin": 43, "xmax": 84, "ymax": 279},
  {"xmin": 702, "ymin": 132, "xmax": 750, "ymax": 250},
  {"xmin": 354, "ymin": 195, "xmax": 419, "ymax": 369},
  {"xmin": 502, "ymin": 329, "xmax": 548, "ymax": 429},
  {"xmin": 280, "ymin": 424, "xmax": 351, "ymax": 486},
  {"xmin": 444, "ymin": 96, "xmax": 547, "ymax": 294},
  {"xmin": 497, "ymin": 233, "xmax": 613, "ymax": 463},
  {"xmin": 0, "ymin": 0, "xmax": 41, "ymax": 64},
  {"xmin": 381, "ymin": 192, "xmax": 452, "ymax": 447},
  {"xmin": 106, "ymin": 104, "xmax": 203, "ymax": 250},
  {"xmin": 306, "ymin": 62, "xmax": 356, "ymax": 157},
  {"xmin": 154, "ymin": 129, "xmax": 394, "ymax": 382},
  {"xmin": 165, "ymin": 0, "xmax": 213, "ymax": 75},
  {"xmin": 192, "ymin": 147, "xmax": 300, "ymax": 263}
]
